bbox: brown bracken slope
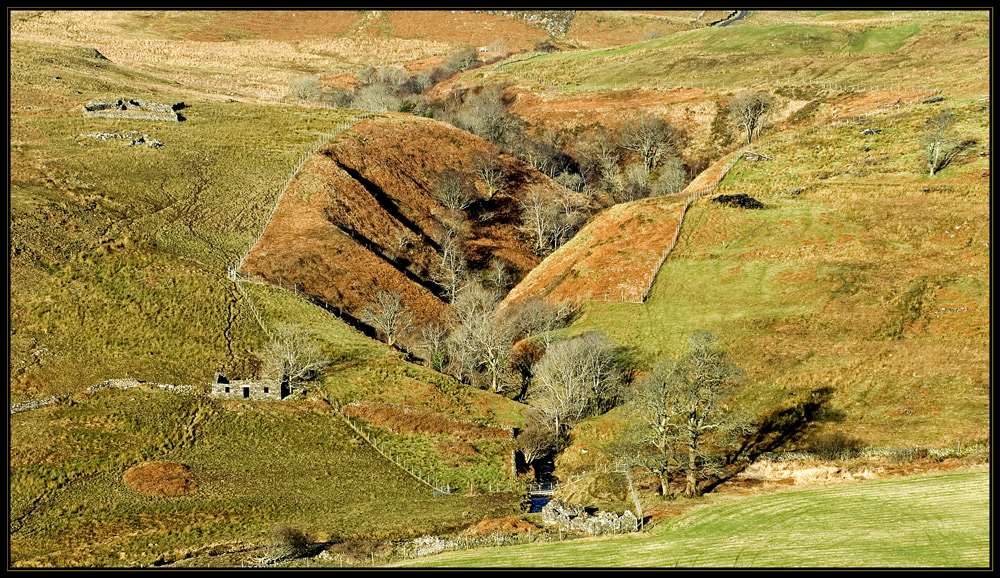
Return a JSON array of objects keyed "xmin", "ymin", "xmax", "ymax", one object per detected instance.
[{"xmin": 241, "ymin": 114, "xmax": 568, "ymax": 328}]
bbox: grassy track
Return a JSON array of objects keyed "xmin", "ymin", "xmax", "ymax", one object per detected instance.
[{"xmin": 398, "ymin": 469, "xmax": 989, "ymax": 567}]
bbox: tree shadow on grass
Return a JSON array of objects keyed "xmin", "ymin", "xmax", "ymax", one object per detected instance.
[{"xmin": 702, "ymin": 386, "xmax": 841, "ymax": 494}]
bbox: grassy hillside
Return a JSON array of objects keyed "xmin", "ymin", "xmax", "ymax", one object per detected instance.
[
  {"xmin": 397, "ymin": 468, "xmax": 989, "ymax": 567},
  {"xmin": 10, "ymin": 39, "xmax": 365, "ymax": 400},
  {"xmin": 545, "ymin": 93, "xmax": 988, "ymax": 454},
  {"xmin": 470, "ymin": 10, "xmax": 989, "ymax": 94},
  {"xmin": 8, "ymin": 9, "xmax": 990, "ymax": 569},
  {"xmin": 9, "ymin": 386, "xmax": 521, "ymax": 568}
]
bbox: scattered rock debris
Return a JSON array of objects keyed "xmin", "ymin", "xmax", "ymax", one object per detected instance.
[
  {"xmin": 80, "ymin": 131, "xmax": 163, "ymax": 148},
  {"xmin": 743, "ymin": 151, "xmax": 772, "ymax": 162}
]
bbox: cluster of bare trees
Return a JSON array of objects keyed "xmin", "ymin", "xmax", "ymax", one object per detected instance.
[
  {"xmin": 285, "ymin": 45, "xmax": 490, "ymax": 114},
  {"xmin": 574, "ymin": 113, "xmax": 692, "ymax": 205},
  {"xmin": 604, "ymin": 331, "xmax": 750, "ymax": 501}
]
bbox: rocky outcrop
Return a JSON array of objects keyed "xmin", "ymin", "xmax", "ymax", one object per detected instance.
[{"xmin": 476, "ymin": 10, "xmax": 575, "ymax": 36}]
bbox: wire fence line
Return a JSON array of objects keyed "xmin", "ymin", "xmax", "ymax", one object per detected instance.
[
  {"xmin": 337, "ymin": 408, "xmax": 453, "ymax": 496},
  {"xmin": 589, "ymin": 142, "xmax": 751, "ymax": 305},
  {"xmin": 337, "ymin": 406, "xmax": 527, "ymax": 497}
]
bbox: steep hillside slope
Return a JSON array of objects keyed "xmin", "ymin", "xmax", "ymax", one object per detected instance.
[
  {"xmin": 502, "ymin": 198, "xmax": 687, "ymax": 307},
  {"xmin": 241, "ymin": 114, "xmax": 563, "ymax": 331},
  {"xmin": 541, "ymin": 92, "xmax": 989, "ymax": 465}
]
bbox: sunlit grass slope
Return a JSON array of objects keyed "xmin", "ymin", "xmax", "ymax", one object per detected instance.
[
  {"xmin": 548, "ymin": 94, "xmax": 989, "ymax": 448},
  {"xmin": 475, "ymin": 11, "xmax": 988, "ymax": 94},
  {"xmin": 10, "ymin": 39, "xmax": 373, "ymax": 400},
  {"xmin": 9, "ymin": 387, "xmax": 520, "ymax": 568},
  {"xmin": 399, "ymin": 468, "xmax": 989, "ymax": 567}
]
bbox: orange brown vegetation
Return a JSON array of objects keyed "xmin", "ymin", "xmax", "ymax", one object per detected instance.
[
  {"xmin": 463, "ymin": 516, "xmax": 538, "ymax": 537},
  {"xmin": 241, "ymin": 114, "xmax": 554, "ymax": 326},
  {"xmin": 503, "ymin": 198, "xmax": 687, "ymax": 307},
  {"xmin": 388, "ymin": 11, "xmax": 547, "ymax": 49},
  {"xmin": 175, "ymin": 10, "xmax": 364, "ymax": 42},
  {"xmin": 123, "ymin": 461, "xmax": 197, "ymax": 497}
]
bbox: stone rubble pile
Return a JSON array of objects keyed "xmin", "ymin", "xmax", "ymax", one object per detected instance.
[
  {"xmin": 82, "ymin": 131, "xmax": 163, "ymax": 148},
  {"xmin": 541, "ymin": 498, "xmax": 638, "ymax": 535}
]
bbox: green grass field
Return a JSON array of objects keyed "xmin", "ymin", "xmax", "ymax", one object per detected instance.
[
  {"xmin": 397, "ymin": 468, "xmax": 989, "ymax": 567},
  {"xmin": 9, "ymin": 386, "xmax": 522, "ymax": 568},
  {"xmin": 476, "ymin": 11, "xmax": 988, "ymax": 93}
]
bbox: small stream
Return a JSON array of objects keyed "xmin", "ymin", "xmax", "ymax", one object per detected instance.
[{"xmin": 527, "ymin": 456, "xmax": 557, "ymax": 513}]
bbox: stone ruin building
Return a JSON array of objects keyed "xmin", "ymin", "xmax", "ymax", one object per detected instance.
[
  {"xmin": 83, "ymin": 97, "xmax": 185, "ymax": 122},
  {"xmin": 210, "ymin": 371, "xmax": 286, "ymax": 401}
]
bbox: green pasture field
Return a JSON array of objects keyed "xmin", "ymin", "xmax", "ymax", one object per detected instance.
[
  {"xmin": 477, "ymin": 12, "xmax": 988, "ymax": 93},
  {"xmin": 9, "ymin": 386, "xmax": 522, "ymax": 568},
  {"xmin": 397, "ymin": 468, "xmax": 989, "ymax": 568},
  {"xmin": 542, "ymin": 98, "xmax": 989, "ymax": 447}
]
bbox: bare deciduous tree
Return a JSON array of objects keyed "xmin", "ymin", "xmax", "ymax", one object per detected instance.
[
  {"xmin": 529, "ymin": 332, "xmax": 626, "ymax": 433},
  {"xmin": 448, "ymin": 282, "xmax": 520, "ymax": 393},
  {"xmin": 638, "ymin": 331, "xmax": 750, "ymax": 497},
  {"xmin": 434, "ymin": 224, "xmax": 468, "ymax": 301},
  {"xmin": 508, "ymin": 298, "xmax": 576, "ymax": 348},
  {"xmin": 262, "ymin": 326, "xmax": 327, "ymax": 391},
  {"xmin": 472, "ymin": 151, "xmax": 507, "ymax": 198},
  {"xmin": 415, "ymin": 321, "xmax": 450, "ymax": 373},
  {"xmin": 434, "ymin": 169, "xmax": 475, "ymax": 211},
  {"xmin": 287, "ymin": 75, "xmax": 322, "ymax": 100},
  {"xmin": 458, "ymin": 85, "xmax": 524, "ymax": 146},
  {"xmin": 519, "ymin": 188, "xmax": 558, "ymax": 256},
  {"xmin": 482, "ymin": 257, "xmax": 514, "ymax": 291},
  {"xmin": 360, "ymin": 290, "xmax": 413, "ymax": 348},
  {"xmin": 922, "ymin": 109, "xmax": 973, "ymax": 177},
  {"xmin": 270, "ymin": 524, "xmax": 310, "ymax": 561},
  {"xmin": 651, "ymin": 156, "xmax": 689, "ymax": 196},
  {"xmin": 516, "ymin": 418, "xmax": 563, "ymax": 466},
  {"xmin": 729, "ymin": 91, "xmax": 774, "ymax": 145},
  {"xmin": 353, "ymin": 83, "xmax": 401, "ymax": 113},
  {"xmin": 619, "ymin": 114, "xmax": 687, "ymax": 173}
]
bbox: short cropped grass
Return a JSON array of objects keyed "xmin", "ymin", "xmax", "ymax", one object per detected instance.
[{"xmin": 399, "ymin": 468, "xmax": 989, "ymax": 567}]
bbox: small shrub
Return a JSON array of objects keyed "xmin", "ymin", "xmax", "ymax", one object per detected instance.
[
  {"xmin": 808, "ymin": 432, "xmax": 865, "ymax": 460},
  {"xmin": 271, "ymin": 524, "xmax": 310, "ymax": 560}
]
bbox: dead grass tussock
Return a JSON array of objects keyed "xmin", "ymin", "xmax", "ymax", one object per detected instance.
[{"xmin": 123, "ymin": 461, "xmax": 198, "ymax": 497}]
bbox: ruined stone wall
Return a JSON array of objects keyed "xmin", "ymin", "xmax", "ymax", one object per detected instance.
[
  {"xmin": 10, "ymin": 396, "xmax": 61, "ymax": 415},
  {"xmin": 541, "ymin": 498, "xmax": 638, "ymax": 535},
  {"xmin": 82, "ymin": 98, "xmax": 183, "ymax": 122}
]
